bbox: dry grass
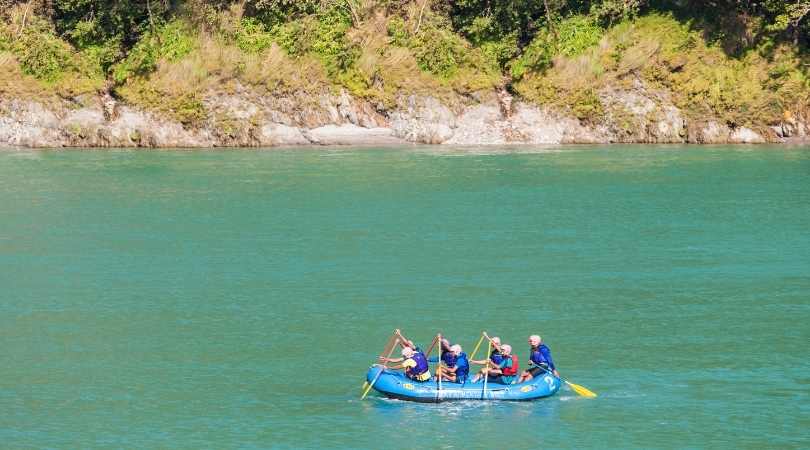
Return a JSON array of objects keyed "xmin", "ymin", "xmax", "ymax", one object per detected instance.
[
  {"xmin": 114, "ymin": 29, "xmax": 336, "ymax": 125},
  {"xmin": 0, "ymin": 51, "xmax": 101, "ymax": 106}
]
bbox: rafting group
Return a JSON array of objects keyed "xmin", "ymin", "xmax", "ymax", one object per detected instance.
[{"xmin": 361, "ymin": 329, "xmax": 595, "ymax": 402}]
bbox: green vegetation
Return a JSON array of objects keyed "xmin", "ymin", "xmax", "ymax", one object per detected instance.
[
  {"xmin": 514, "ymin": 13, "xmax": 809, "ymax": 127},
  {"xmin": 1, "ymin": 0, "xmax": 808, "ymax": 127},
  {"xmin": 0, "ymin": 4, "xmax": 103, "ymax": 100}
]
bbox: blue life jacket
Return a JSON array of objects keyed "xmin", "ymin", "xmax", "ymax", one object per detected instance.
[
  {"xmin": 455, "ymin": 353, "xmax": 469, "ymax": 381},
  {"xmin": 409, "ymin": 350, "xmax": 429, "ymax": 376},
  {"xmin": 490, "ymin": 350, "xmax": 504, "ymax": 365},
  {"xmin": 441, "ymin": 351, "xmax": 457, "ymax": 367},
  {"xmin": 530, "ymin": 344, "xmax": 555, "ymax": 371}
]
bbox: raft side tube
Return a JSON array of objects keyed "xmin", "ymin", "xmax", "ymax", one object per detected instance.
[{"xmin": 364, "ymin": 365, "xmax": 561, "ymax": 402}]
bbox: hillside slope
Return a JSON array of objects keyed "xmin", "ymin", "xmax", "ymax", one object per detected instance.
[{"xmin": 1, "ymin": 1, "xmax": 808, "ymax": 147}]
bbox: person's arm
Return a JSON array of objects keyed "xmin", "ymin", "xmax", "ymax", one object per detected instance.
[
  {"xmin": 395, "ymin": 330, "xmax": 416, "ymax": 350},
  {"xmin": 483, "ymin": 333, "xmax": 503, "ymax": 353},
  {"xmin": 528, "ymin": 350, "xmax": 539, "ymax": 367},
  {"xmin": 398, "ymin": 358, "xmax": 416, "ymax": 372},
  {"xmin": 380, "ymin": 356, "xmax": 404, "ymax": 364},
  {"xmin": 469, "ymin": 358, "xmax": 489, "ymax": 365},
  {"xmin": 541, "ymin": 347, "xmax": 559, "ymax": 376}
]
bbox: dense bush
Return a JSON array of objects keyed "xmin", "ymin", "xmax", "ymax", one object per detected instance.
[
  {"xmin": 112, "ymin": 20, "xmax": 195, "ymax": 83},
  {"xmin": 511, "ymin": 15, "xmax": 603, "ymax": 78},
  {"xmin": 0, "ymin": 10, "xmax": 100, "ymax": 82},
  {"xmin": 234, "ymin": 18, "xmax": 274, "ymax": 53}
]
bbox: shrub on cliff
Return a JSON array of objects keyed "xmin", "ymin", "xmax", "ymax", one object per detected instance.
[
  {"xmin": 511, "ymin": 15, "xmax": 603, "ymax": 79},
  {"xmin": 0, "ymin": 5, "xmax": 102, "ymax": 99},
  {"xmin": 514, "ymin": 13, "xmax": 810, "ymax": 128},
  {"xmin": 112, "ymin": 20, "xmax": 196, "ymax": 84}
]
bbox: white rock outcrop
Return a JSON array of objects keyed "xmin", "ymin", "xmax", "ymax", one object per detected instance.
[{"xmin": 0, "ymin": 83, "xmax": 789, "ymax": 148}]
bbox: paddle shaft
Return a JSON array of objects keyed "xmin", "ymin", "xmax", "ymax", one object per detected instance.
[
  {"xmin": 529, "ymin": 362, "xmax": 558, "ymax": 379},
  {"xmin": 424, "ymin": 335, "xmax": 439, "ymax": 358},
  {"xmin": 469, "ymin": 333, "xmax": 485, "ymax": 361},
  {"xmin": 482, "ymin": 332, "xmax": 503, "ymax": 353},
  {"xmin": 436, "ymin": 333, "xmax": 442, "ymax": 401},
  {"xmin": 361, "ymin": 337, "xmax": 399, "ymax": 400},
  {"xmin": 361, "ymin": 332, "xmax": 399, "ymax": 389},
  {"xmin": 482, "ymin": 341, "xmax": 491, "ymax": 399}
]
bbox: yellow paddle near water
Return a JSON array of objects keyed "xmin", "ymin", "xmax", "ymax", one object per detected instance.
[
  {"xmin": 531, "ymin": 363, "xmax": 597, "ymax": 398},
  {"xmin": 360, "ymin": 331, "xmax": 399, "ymax": 398},
  {"xmin": 361, "ymin": 338, "xmax": 399, "ymax": 400},
  {"xmin": 566, "ymin": 380, "xmax": 597, "ymax": 398}
]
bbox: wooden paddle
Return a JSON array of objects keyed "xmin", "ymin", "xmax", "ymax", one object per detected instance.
[
  {"xmin": 360, "ymin": 331, "xmax": 400, "ymax": 400},
  {"xmin": 469, "ymin": 333, "xmax": 486, "ymax": 361},
  {"xmin": 361, "ymin": 331, "xmax": 397, "ymax": 390},
  {"xmin": 423, "ymin": 334, "xmax": 439, "ymax": 358},
  {"xmin": 482, "ymin": 340, "xmax": 492, "ymax": 399},
  {"xmin": 436, "ymin": 333, "xmax": 443, "ymax": 401}
]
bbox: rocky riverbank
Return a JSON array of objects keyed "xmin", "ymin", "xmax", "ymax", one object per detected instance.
[
  {"xmin": 3, "ymin": 4, "xmax": 808, "ymax": 150},
  {"xmin": 1, "ymin": 82, "xmax": 807, "ymax": 148}
]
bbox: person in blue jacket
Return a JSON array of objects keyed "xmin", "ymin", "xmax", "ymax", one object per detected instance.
[
  {"xmin": 486, "ymin": 344, "xmax": 518, "ymax": 384},
  {"xmin": 431, "ymin": 338, "xmax": 456, "ymax": 370},
  {"xmin": 469, "ymin": 336, "xmax": 506, "ymax": 382},
  {"xmin": 517, "ymin": 334, "xmax": 559, "ymax": 383},
  {"xmin": 439, "ymin": 338, "xmax": 454, "ymax": 365},
  {"xmin": 432, "ymin": 344, "xmax": 469, "ymax": 383}
]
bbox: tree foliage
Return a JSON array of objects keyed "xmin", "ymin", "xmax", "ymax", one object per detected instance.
[{"xmin": 2, "ymin": 0, "xmax": 807, "ymax": 84}]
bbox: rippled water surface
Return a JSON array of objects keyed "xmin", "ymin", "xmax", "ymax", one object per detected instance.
[{"xmin": 1, "ymin": 145, "xmax": 808, "ymax": 448}]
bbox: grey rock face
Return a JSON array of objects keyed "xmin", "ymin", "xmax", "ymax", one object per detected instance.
[
  {"xmin": 729, "ymin": 127, "xmax": 767, "ymax": 144},
  {"xmin": 304, "ymin": 124, "xmax": 404, "ymax": 145},
  {"xmin": 389, "ymin": 96, "xmax": 457, "ymax": 144},
  {"xmin": 0, "ymin": 82, "xmax": 791, "ymax": 148},
  {"xmin": 687, "ymin": 121, "xmax": 768, "ymax": 144}
]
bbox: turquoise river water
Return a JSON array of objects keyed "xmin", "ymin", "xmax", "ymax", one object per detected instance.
[{"xmin": 1, "ymin": 145, "xmax": 808, "ymax": 449}]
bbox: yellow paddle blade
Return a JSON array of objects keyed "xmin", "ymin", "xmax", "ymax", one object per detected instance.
[
  {"xmin": 361, "ymin": 381, "xmax": 369, "ymax": 391},
  {"xmin": 360, "ymin": 379, "xmax": 377, "ymax": 399},
  {"xmin": 566, "ymin": 380, "xmax": 597, "ymax": 398}
]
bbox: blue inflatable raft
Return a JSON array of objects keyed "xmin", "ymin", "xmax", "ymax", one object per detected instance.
[{"xmin": 364, "ymin": 366, "xmax": 561, "ymax": 402}]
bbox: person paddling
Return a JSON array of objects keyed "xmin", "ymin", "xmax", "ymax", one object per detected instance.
[
  {"xmin": 440, "ymin": 338, "xmax": 453, "ymax": 365},
  {"xmin": 470, "ymin": 336, "xmax": 506, "ymax": 382},
  {"xmin": 379, "ymin": 330, "xmax": 431, "ymax": 382},
  {"xmin": 430, "ymin": 337, "xmax": 455, "ymax": 377},
  {"xmin": 433, "ymin": 344, "xmax": 469, "ymax": 383},
  {"xmin": 517, "ymin": 334, "xmax": 559, "ymax": 383},
  {"xmin": 486, "ymin": 344, "xmax": 519, "ymax": 384}
]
